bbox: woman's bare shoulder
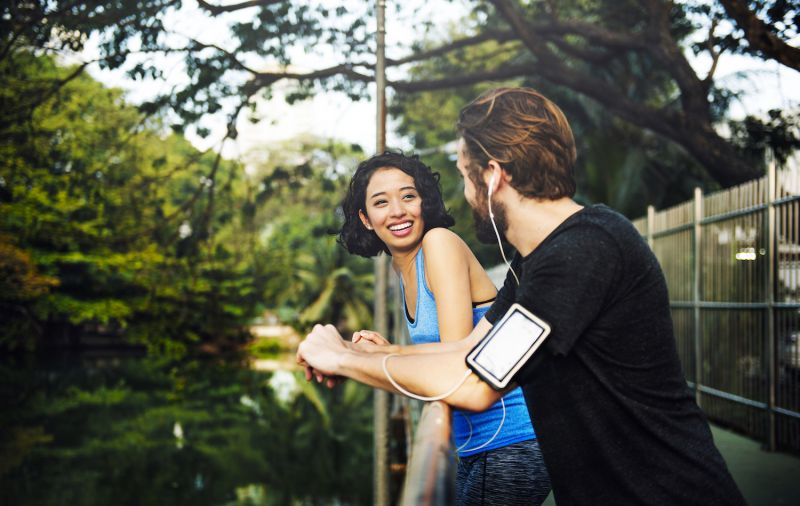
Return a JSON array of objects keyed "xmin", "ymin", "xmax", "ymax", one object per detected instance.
[{"xmin": 421, "ymin": 227, "xmax": 468, "ymax": 252}]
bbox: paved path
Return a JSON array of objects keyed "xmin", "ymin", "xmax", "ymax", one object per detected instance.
[{"xmin": 541, "ymin": 424, "xmax": 800, "ymax": 505}]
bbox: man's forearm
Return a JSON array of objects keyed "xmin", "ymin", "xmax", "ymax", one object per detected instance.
[
  {"xmin": 336, "ymin": 345, "xmax": 500, "ymax": 411},
  {"xmin": 391, "ymin": 317, "xmax": 490, "ymax": 356}
]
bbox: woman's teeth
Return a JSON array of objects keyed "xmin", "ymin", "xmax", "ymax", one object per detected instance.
[{"xmin": 389, "ymin": 222, "xmax": 412, "ymax": 231}]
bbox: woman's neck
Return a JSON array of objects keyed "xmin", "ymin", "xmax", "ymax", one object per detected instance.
[{"xmin": 390, "ymin": 242, "xmax": 422, "ymax": 280}]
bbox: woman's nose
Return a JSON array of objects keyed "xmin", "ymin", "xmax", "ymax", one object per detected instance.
[{"xmin": 387, "ymin": 199, "xmax": 405, "ymax": 216}]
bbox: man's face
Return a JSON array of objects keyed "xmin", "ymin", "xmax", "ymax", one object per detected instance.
[{"xmin": 456, "ymin": 139, "xmax": 509, "ymax": 244}]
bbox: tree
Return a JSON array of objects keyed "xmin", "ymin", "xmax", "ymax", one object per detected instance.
[
  {"xmin": 718, "ymin": 0, "xmax": 800, "ymax": 71},
  {"xmin": 0, "ymin": 54, "xmax": 273, "ymax": 353},
  {"xmin": 2, "ymin": 1, "xmax": 797, "ymax": 189},
  {"xmin": 0, "ymin": 356, "xmax": 374, "ymax": 504},
  {"xmin": 394, "ymin": 0, "xmax": 798, "ymax": 186}
]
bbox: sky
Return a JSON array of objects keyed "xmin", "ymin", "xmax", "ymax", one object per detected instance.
[{"xmin": 75, "ymin": 0, "xmax": 800, "ymax": 167}]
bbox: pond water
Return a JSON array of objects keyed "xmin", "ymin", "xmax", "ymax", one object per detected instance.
[{"xmin": 0, "ymin": 353, "xmax": 374, "ymax": 505}]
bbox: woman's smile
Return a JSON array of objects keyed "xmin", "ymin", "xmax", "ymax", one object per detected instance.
[{"xmin": 388, "ymin": 220, "xmax": 414, "ymax": 236}]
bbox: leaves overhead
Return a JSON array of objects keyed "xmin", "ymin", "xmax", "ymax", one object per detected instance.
[{"xmin": 3, "ymin": 1, "xmax": 798, "ymax": 188}]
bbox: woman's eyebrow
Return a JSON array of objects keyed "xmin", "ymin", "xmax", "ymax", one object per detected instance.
[{"xmin": 369, "ymin": 186, "xmax": 417, "ymax": 199}]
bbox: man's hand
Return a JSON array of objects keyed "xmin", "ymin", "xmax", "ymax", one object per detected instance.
[{"xmin": 297, "ymin": 323, "xmax": 349, "ymax": 385}]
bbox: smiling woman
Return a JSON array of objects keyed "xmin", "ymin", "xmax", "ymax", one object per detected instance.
[
  {"xmin": 336, "ymin": 151, "xmax": 551, "ymax": 505},
  {"xmin": 360, "ymin": 168, "xmax": 425, "ymax": 252},
  {"xmin": 339, "ymin": 152, "xmax": 455, "ymax": 258}
]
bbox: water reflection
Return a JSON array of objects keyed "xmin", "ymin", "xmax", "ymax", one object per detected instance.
[{"xmin": 0, "ymin": 353, "xmax": 373, "ymax": 505}]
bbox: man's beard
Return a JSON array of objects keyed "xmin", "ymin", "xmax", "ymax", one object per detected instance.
[{"xmin": 471, "ymin": 193, "xmax": 509, "ymax": 245}]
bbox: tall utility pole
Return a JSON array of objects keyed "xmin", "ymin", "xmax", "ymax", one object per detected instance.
[{"xmin": 373, "ymin": 1, "xmax": 391, "ymax": 505}]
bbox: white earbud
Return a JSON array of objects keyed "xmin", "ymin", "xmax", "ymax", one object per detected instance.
[{"xmin": 487, "ymin": 174, "xmax": 496, "ymax": 218}]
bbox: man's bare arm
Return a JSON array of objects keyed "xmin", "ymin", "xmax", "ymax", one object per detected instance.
[
  {"xmin": 297, "ymin": 319, "xmax": 501, "ymax": 411},
  {"xmin": 351, "ymin": 318, "xmax": 492, "ymax": 355}
]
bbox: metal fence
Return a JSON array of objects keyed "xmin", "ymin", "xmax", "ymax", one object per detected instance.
[{"xmin": 632, "ymin": 163, "xmax": 800, "ymax": 452}]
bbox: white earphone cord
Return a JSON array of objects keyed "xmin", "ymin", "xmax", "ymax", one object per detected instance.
[
  {"xmin": 488, "ymin": 178, "xmax": 519, "ymax": 286},
  {"xmin": 382, "ymin": 353, "xmax": 472, "ymax": 402},
  {"xmin": 382, "ymin": 353, "xmax": 507, "ymax": 453},
  {"xmin": 455, "ymin": 397, "xmax": 506, "ymax": 453}
]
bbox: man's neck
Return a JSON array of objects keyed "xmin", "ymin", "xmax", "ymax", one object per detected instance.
[{"xmin": 505, "ymin": 197, "xmax": 584, "ymax": 257}]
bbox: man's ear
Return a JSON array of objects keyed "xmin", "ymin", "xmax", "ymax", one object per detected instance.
[
  {"xmin": 485, "ymin": 160, "xmax": 505, "ymax": 189},
  {"xmin": 358, "ymin": 210, "xmax": 373, "ymax": 230},
  {"xmin": 484, "ymin": 160, "xmax": 503, "ymax": 190}
]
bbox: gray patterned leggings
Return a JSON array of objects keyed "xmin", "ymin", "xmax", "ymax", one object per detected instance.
[{"xmin": 456, "ymin": 439, "xmax": 551, "ymax": 506}]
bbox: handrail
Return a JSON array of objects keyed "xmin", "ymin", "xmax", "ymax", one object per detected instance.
[{"xmin": 398, "ymin": 401, "xmax": 456, "ymax": 506}]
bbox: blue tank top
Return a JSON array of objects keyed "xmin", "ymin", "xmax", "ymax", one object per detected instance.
[{"xmin": 400, "ymin": 248, "xmax": 537, "ymax": 457}]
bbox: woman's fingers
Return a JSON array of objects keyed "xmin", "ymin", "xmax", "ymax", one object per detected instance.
[{"xmin": 360, "ymin": 331, "xmax": 389, "ymax": 346}]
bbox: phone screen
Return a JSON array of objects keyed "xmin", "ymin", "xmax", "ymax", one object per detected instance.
[{"xmin": 473, "ymin": 311, "xmax": 545, "ymax": 381}]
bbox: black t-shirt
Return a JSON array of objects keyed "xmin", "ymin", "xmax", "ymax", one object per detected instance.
[{"xmin": 485, "ymin": 205, "xmax": 745, "ymax": 506}]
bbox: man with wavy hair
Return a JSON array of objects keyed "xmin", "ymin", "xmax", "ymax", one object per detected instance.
[{"xmin": 298, "ymin": 87, "xmax": 745, "ymax": 505}]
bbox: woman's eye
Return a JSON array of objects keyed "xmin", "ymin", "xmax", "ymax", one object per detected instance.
[
  {"xmin": 403, "ymin": 194, "xmax": 417, "ymax": 200},
  {"xmin": 373, "ymin": 200, "xmax": 387, "ymax": 206}
]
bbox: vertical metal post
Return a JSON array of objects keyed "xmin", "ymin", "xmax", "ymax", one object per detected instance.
[
  {"xmin": 766, "ymin": 160, "xmax": 777, "ymax": 451},
  {"xmin": 375, "ymin": 0, "xmax": 387, "ymax": 152},
  {"xmin": 693, "ymin": 188, "xmax": 703, "ymax": 406},
  {"xmin": 373, "ymin": 1, "xmax": 391, "ymax": 504}
]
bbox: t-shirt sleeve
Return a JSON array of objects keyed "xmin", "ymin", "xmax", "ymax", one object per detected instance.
[
  {"xmin": 515, "ymin": 224, "xmax": 621, "ymax": 364},
  {"xmin": 484, "ymin": 254, "xmax": 521, "ymax": 324}
]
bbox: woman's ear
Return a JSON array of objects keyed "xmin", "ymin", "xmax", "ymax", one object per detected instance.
[{"xmin": 358, "ymin": 210, "xmax": 373, "ymax": 230}]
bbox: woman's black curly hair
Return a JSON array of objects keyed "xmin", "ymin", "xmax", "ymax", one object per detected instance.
[{"xmin": 339, "ymin": 151, "xmax": 455, "ymax": 257}]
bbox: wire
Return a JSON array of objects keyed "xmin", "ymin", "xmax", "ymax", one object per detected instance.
[
  {"xmin": 382, "ymin": 353, "xmax": 508, "ymax": 454},
  {"xmin": 382, "ymin": 353, "xmax": 472, "ymax": 401},
  {"xmin": 455, "ymin": 397, "xmax": 506, "ymax": 453},
  {"xmin": 488, "ymin": 187, "xmax": 519, "ymax": 286}
]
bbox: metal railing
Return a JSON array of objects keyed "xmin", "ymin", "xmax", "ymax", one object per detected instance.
[
  {"xmin": 632, "ymin": 162, "xmax": 800, "ymax": 452},
  {"xmin": 398, "ymin": 401, "xmax": 456, "ymax": 505}
]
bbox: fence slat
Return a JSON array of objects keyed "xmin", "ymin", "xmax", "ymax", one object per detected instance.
[{"xmin": 639, "ymin": 168, "xmax": 800, "ymax": 453}]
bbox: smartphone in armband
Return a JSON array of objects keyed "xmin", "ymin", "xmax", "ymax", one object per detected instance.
[{"xmin": 466, "ymin": 303, "xmax": 551, "ymax": 390}]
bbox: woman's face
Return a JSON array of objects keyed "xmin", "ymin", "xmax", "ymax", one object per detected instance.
[{"xmin": 359, "ymin": 167, "xmax": 425, "ymax": 254}]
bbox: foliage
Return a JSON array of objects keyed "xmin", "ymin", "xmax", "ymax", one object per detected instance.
[
  {"xmin": 0, "ymin": 355, "xmax": 374, "ymax": 505},
  {"xmin": 242, "ymin": 137, "xmax": 374, "ymax": 334},
  {"xmin": 0, "ymin": 53, "xmax": 274, "ymax": 353},
  {"xmin": 1, "ymin": 52, "xmax": 375, "ymax": 353},
  {"xmin": 3, "ymin": 1, "xmax": 797, "ymax": 189}
]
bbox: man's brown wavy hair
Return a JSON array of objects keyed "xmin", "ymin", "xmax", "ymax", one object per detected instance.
[{"xmin": 457, "ymin": 87, "xmax": 577, "ymax": 199}]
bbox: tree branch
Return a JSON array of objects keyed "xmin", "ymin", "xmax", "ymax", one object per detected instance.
[
  {"xmin": 636, "ymin": 0, "xmax": 712, "ymax": 122},
  {"xmin": 387, "ymin": 30, "xmax": 517, "ymax": 66},
  {"xmin": 250, "ymin": 63, "xmax": 372, "ymax": 90},
  {"xmin": 719, "ymin": 0, "xmax": 800, "ymax": 72},
  {"xmin": 187, "ymin": 39, "xmax": 261, "ymax": 74},
  {"xmin": 390, "ymin": 64, "xmax": 532, "ymax": 92},
  {"xmin": 534, "ymin": 19, "xmax": 649, "ymax": 51},
  {"xmin": 482, "ymin": 0, "xmax": 759, "ymax": 185},
  {"xmin": 703, "ymin": 18, "xmax": 724, "ymax": 86},
  {"xmin": 196, "ymin": 0, "xmax": 285, "ymax": 16}
]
